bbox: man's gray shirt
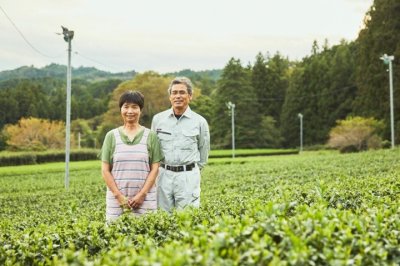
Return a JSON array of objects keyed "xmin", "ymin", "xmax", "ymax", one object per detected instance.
[{"xmin": 151, "ymin": 106, "xmax": 210, "ymax": 169}]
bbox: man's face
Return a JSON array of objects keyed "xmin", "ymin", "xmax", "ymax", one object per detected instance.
[{"xmin": 169, "ymin": 83, "xmax": 192, "ymax": 113}]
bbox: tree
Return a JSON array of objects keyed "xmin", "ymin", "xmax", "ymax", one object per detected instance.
[
  {"xmin": 212, "ymin": 58, "xmax": 263, "ymax": 148},
  {"xmin": 71, "ymin": 119, "xmax": 95, "ymax": 148},
  {"xmin": 280, "ymin": 65, "xmax": 305, "ymax": 148},
  {"xmin": 100, "ymin": 72, "xmax": 171, "ymax": 142},
  {"xmin": 190, "ymin": 95, "xmax": 214, "ymax": 125},
  {"xmin": 280, "ymin": 41, "xmax": 357, "ymax": 147},
  {"xmin": 353, "ymin": 0, "xmax": 400, "ymax": 141},
  {"xmin": 3, "ymin": 117, "xmax": 65, "ymax": 151},
  {"xmin": 0, "ymin": 89, "xmax": 19, "ymax": 129},
  {"xmin": 251, "ymin": 52, "xmax": 269, "ymax": 115},
  {"xmin": 260, "ymin": 116, "xmax": 283, "ymax": 148},
  {"xmin": 11, "ymin": 81, "xmax": 51, "ymax": 120},
  {"xmin": 251, "ymin": 52, "xmax": 288, "ymax": 146},
  {"xmin": 264, "ymin": 52, "xmax": 290, "ymax": 124},
  {"xmin": 327, "ymin": 116, "xmax": 384, "ymax": 152}
]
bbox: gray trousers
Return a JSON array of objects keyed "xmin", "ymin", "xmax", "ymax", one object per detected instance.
[{"xmin": 157, "ymin": 166, "xmax": 201, "ymax": 212}]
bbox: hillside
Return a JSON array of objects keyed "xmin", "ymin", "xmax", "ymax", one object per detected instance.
[
  {"xmin": 0, "ymin": 63, "xmax": 136, "ymax": 82},
  {"xmin": 164, "ymin": 68, "xmax": 222, "ymax": 81}
]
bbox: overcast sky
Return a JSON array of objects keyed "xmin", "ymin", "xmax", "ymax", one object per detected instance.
[{"xmin": 1, "ymin": 0, "xmax": 373, "ymax": 73}]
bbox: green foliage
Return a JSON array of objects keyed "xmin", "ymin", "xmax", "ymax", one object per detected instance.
[
  {"xmin": 0, "ymin": 80, "xmax": 51, "ymax": 129},
  {"xmin": 0, "ymin": 149, "xmax": 99, "ymax": 166},
  {"xmin": 253, "ymin": 52, "xmax": 290, "ymax": 124},
  {"xmin": 71, "ymin": 119, "xmax": 97, "ymax": 148},
  {"xmin": 280, "ymin": 41, "xmax": 357, "ymax": 147},
  {"xmin": 1, "ymin": 1, "xmax": 400, "ymax": 151},
  {"xmin": 327, "ymin": 116, "xmax": 384, "ymax": 153},
  {"xmin": 209, "ymin": 148, "xmax": 298, "ymax": 158},
  {"xmin": 0, "ymin": 77, "xmax": 121, "ymax": 131},
  {"xmin": 165, "ymin": 69, "xmax": 221, "ymax": 83},
  {"xmin": 3, "ymin": 117, "xmax": 65, "ymax": 151},
  {"xmin": 353, "ymin": 0, "xmax": 400, "ymax": 142},
  {"xmin": 0, "ymin": 149, "xmax": 296, "ymax": 166},
  {"xmin": 0, "ymin": 149, "xmax": 399, "ymax": 264},
  {"xmin": 101, "ymin": 72, "xmax": 171, "ymax": 130},
  {"xmin": 0, "ymin": 63, "xmax": 136, "ymax": 82},
  {"xmin": 260, "ymin": 115, "xmax": 284, "ymax": 147},
  {"xmin": 212, "ymin": 58, "xmax": 264, "ymax": 148},
  {"xmin": 190, "ymin": 94, "xmax": 214, "ymax": 125}
]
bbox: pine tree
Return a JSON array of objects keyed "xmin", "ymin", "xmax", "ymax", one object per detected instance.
[
  {"xmin": 353, "ymin": 0, "xmax": 400, "ymax": 141},
  {"xmin": 264, "ymin": 53, "xmax": 290, "ymax": 124},
  {"xmin": 251, "ymin": 52, "xmax": 287, "ymax": 147},
  {"xmin": 211, "ymin": 58, "xmax": 262, "ymax": 148},
  {"xmin": 252, "ymin": 52, "xmax": 269, "ymax": 115},
  {"xmin": 280, "ymin": 65, "xmax": 305, "ymax": 148}
]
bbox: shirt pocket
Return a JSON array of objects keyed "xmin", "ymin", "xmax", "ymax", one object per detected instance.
[
  {"xmin": 157, "ymin": 131, "xmax": 173, "ymax": 151},
  {"xmin": 180, "ymin": 129, "xmax": 198, "ymax": 150}
]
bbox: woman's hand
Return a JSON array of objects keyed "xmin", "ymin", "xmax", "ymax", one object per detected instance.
[
  {"xmin": 128, "ymin": 192, "xmax": 146, "ymax": 209},
  {"xmin": 116, "ymin": 194, "xmax": 129, "ymax": 209}
]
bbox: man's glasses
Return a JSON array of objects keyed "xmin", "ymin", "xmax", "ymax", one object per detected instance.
[{"xmin": 170, "ymin": 90, "xmax": 188, "ymax": 96}]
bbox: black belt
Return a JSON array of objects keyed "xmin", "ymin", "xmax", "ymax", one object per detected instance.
[{"xmin": 161, "ymin": 163, "xmax": 195, "ymax": 172}]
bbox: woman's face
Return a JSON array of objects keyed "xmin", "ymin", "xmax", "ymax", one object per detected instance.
[{"xmin": 120, "ymin": 102, "xmax": 141, "ymax": 124}]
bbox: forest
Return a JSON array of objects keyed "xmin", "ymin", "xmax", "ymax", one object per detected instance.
[{"xmin": 0, "ymin": 0, "xmax": 399, "ymax": 151}]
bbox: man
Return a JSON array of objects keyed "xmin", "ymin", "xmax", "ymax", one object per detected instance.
[{"xmin": 151, "ymin": 76, "xmax": 210, "ymax": 212}]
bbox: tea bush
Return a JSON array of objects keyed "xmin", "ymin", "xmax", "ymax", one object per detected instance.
[{"xmin": 0, "ymin": 149, "xmax": 399, "ymax": 265}]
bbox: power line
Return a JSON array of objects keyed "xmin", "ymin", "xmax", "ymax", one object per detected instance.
[
  {"xmin": 73, "ymin": 50, "xmax": 128, "ymax": 73},
  {"xmin": 0, "ymin": 4, "xmax": 63, "ymax": 58},
  {"xmin": 209, "ymin": 85, "xmax": 356, "ymax": 102},
  {"xmin": 1, "ymin": 5, "xmax": 130, "ymax": 72}
]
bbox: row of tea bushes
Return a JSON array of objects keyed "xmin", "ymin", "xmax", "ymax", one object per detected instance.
[
  {"xmin": 0, "ymin": 149, "xmax": 99, "ymax": 166},
  {"xmin": 0, "ymin": 149, "xmax": 399, "ymax": 264}
]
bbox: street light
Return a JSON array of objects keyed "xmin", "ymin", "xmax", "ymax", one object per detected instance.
[
  {"xmin": 380, "ymin": 54, "xmax": 395, "ymax": 149},
  {"xmin": 61, "ymin": 26, "xmax": 74, "ymax": 189},
  {"xmin": 226, "ymin": 102, "xmax": 236, "ymax": 158},
  {"xmin": 298, "ymin": 113, "xmax": 303, "ymax": 152}
]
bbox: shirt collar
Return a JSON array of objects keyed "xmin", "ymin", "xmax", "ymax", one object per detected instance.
[{"xmin": 168, "ymin": 106, "xmax": 193, "ymax": 118}]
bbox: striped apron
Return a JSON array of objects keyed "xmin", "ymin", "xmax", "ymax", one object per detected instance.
[{"xmin": 106, "ymin": 128, "xmax": 157, "ymax": 222}]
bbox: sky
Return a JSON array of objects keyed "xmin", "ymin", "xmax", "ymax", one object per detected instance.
[{"xmin": 1, "ymin": 0, "xmax": 374, "ymax": 74}]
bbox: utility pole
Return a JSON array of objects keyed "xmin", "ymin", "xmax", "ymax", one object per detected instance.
[
  {"xmin": 78, "ymin": 132, "xmax": 81, "ymax": 149},
  {"xmin": 227, "ymin": 102, "xmax": 236, "ymax": 158},
  {"xmin": 380, "ymin": 54, "xmax": 395, "ymax": 149},
  {"xmin": 61, "ymin": 26, "xmax": 74, "ymax": 189},
  {"xmin": 298, "ymin": 113, "xmax": 303, "ymax": 152}
]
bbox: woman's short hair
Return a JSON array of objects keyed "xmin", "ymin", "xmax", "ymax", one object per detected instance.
[
  {"xmin": 168, "ymin": 76, "xmax": 193, "ymax": 95},
  {"xmin": 119, "ymin": 91, "xmax": 144, "ymax": 110}
]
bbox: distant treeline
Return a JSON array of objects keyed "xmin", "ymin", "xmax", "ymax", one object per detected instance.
[{"xmin": 0, "ymin": 63, "xmax": 136, "ymax": 82}]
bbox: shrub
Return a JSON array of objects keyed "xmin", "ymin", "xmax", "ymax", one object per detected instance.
[
  {"xmin": 327, "ymin": 116, "xmax": 384, "ymax": 153},
  {"xmin": 381, "ymin": 140, "xmax": 392, "ymax": 149},
  {"xmin": 3, "ymin": 117, "xmax": 66, "ymax": 151}
]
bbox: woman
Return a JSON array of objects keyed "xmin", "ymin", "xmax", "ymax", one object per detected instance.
[{"xmin": 100, "ymin": 91, "xmax": 163, "ymax": 222}]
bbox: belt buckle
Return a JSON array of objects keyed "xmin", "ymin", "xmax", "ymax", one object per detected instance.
[{"xmin": 163, "ymin": 163, "xmax": 194, "ymax": 172}]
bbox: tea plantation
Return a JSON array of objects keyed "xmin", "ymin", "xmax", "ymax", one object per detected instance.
[{"xmin": 0, "ymin": 149, "xmax": 399, "ymax": 265}]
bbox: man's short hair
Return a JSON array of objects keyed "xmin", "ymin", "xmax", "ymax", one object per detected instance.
[{"xmin": 168, "ymin": 77, "xmax": 193, "ymax": 95}]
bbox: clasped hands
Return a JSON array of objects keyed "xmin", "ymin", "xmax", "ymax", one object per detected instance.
[{"xmin": 116, "ymin": 193, "xmax": 145, "ymax": 209}]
